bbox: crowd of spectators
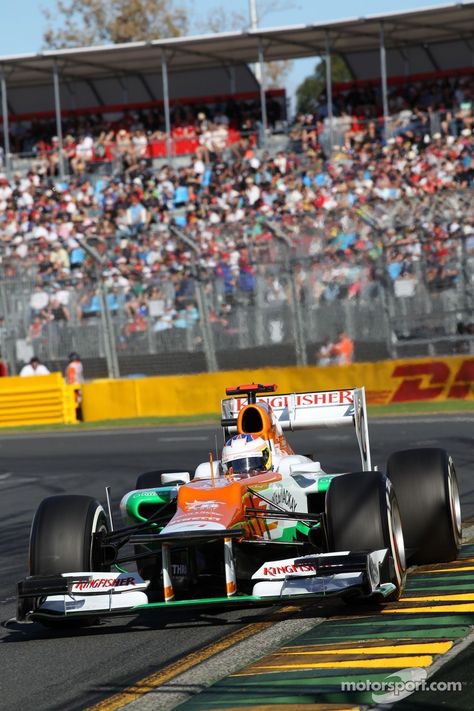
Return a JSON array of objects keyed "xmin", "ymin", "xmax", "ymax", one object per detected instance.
[
  {"xmin": 289, "ymin": 75, "xmax": 473, "ymax": 183},
  {"xmin": 0, "ymin": 72, "xmax": 472, "ymax": 359},
  {"xmin": 4, "ymin": 72, "xmax": 470, "ymax": 178},
  {"xmin": 5, "ymin": 93, "xmax": 285, "ymax": 175},
  {"xmin": 303, "ymin": 72, "xmax": 473, "ymax": 139}
]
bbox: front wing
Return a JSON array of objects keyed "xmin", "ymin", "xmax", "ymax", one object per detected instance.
[{"xmin": 17, "ymin": 548, "xmax": 395, "ymax": 623}]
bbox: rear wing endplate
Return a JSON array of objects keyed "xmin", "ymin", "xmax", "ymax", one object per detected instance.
[{"xmin": 221, "ymin": 387, "xmax": 371, "ymax": 470}]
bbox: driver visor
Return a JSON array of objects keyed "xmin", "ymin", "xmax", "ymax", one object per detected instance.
[{"xmin": 227, "ymin": 456, "xmax": 264, "ymax": 474}]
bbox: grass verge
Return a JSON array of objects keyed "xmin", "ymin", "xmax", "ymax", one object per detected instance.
[{"xmin": 368, "ymin": 399, "xmax": 474, "ymax": 416}]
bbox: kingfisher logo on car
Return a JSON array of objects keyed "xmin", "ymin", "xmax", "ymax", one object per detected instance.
[
  {"xmin": 260, "ymin": 563, "xmax": 316, "ymax": 578},
  {"xmin": 233, "ymin": 390, "xmax": 354, "ymax": 411},
  {"xmin": 252, "ymin": 558, "xmax": 318, "ymax": 579},
  {"xmin": 263, "ymin": 564, "xmax": 316, "ymax": 577},
  {"xmin": 72, "ymin": 576, "xmax": 137, "ymax": 591}
]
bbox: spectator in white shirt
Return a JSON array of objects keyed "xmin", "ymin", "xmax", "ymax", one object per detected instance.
[
  {"xmin": 30, "ymin": 284, "xmax": 49, "ymax": 316},
  {"xmin": 19, "ymin": 356, "xmax": 50, "ymax": 376}
]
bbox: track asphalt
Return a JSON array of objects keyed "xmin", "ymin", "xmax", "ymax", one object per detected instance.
[{"xmin": 0, "ymin": 414, "xmax": 473, "ymax": 710}]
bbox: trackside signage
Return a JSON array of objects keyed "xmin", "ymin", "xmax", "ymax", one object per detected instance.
[
  {"xmin": 81, "ymin": 355, "xmax": 473, "ymax": 423},
  {"xmin": 389, "ymin": 359, "xmax": 474, "ymax": 402}
]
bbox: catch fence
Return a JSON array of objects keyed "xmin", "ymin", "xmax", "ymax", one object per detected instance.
[{"xmin": 0, "ymin": 190, "xmax": 472, "ymax": 376}]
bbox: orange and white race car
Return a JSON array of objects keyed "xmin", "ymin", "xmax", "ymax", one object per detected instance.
[{"xmin": 18, "ymin": 383, "xmax": 461, "ymax": 625}]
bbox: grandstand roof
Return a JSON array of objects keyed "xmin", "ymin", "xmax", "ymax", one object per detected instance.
[{"xmin": 0, "ymin": 1, "xmax": 472, "ymax": 111}]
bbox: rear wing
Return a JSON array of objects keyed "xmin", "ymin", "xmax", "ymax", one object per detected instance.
[{"xmin": 221, "ymin": 387, "xmax": 371, "ymax": 470}]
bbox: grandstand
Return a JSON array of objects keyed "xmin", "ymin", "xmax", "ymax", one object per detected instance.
[
  {"xmin": 0, "ymin": 2, "xmax": 473, "ymax": 168},
  {"xmin": 0, "ymin": 2, "xmax": 472, "ymax": 377}
]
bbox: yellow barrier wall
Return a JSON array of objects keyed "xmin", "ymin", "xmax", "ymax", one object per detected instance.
[
  {"xmin": 0, "ymin": 374, "xmax": 77, "ymax": 426},
  {"xmin": 82, "ymin": 355, "xmax": 474, "ymax": 422}
]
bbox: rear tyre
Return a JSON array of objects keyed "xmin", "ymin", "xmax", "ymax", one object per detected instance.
[
  {"xmin": 29, "ymin": 494, "xmax": 109, "ymax": 626},
  {"xmin": 326, "ymin": 471, "xmax": 406, "ymax": 601},
  {"xmin": 386, "ymin": 448, "xmax": 461, "ymax": 565}
]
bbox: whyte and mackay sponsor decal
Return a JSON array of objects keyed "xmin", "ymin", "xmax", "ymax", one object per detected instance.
[{"xmin": 271, "ymin": 486, "xmax": 297, "ymax": 512}]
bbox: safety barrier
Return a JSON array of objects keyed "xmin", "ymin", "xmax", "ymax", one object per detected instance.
[
  {"xmin": 0, "ymin": 374, "xmax": 77, "ymax": 426},
  {"xmin": 82, "ymin": 355, "xmax": 474, "ymax": 422}
]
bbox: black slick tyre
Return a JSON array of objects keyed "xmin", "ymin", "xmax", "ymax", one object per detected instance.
[
  {"xmin": 29, "ymin": 494, "xmax": 109, "ymax": 626},
  {"xmin": 386, "ymin": 448, "xmax": 461, "ymax": 565},
  {"xmin": 30, "ymin": 495, "xmax": 108, "ymax": 575},
  {"xmin": 326, "ymin": 470, "xmax": 406, "ymax": 601}
]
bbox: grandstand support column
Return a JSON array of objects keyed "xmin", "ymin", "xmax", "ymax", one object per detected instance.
[
  {"xmin": 228, "ymin": 65, "xmax": 236, "ymax": 95},
  {"xmin": 0, "ymin": 69, "xmax": 11, "ymax": 178},
  {"xmin": 249, "ymin": 0, "xmax": 262, "ymax": 84},
  {"xmin": 257, "ymin": 40, "xmax": 268, "ymax": 146},
  {"xmin": 161, "ymin": 51, "xmax": 172, "ymax": 164},
  {"xmin": 379, "ymin": 23, "xmax": 390, "ymax": 140},
  {"xmin": 325, "ymin": 32, "xmax": 334, "ymax": 154},
  {"xmin": 52, "ymin": 60, "xmax": 65, "ymax": 180}
]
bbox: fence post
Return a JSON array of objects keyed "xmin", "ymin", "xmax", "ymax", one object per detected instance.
[
  {"xmin": 461, "ymin": 230, "xmax": 473, "ymax": 314},
  {"xmin": 255, "ymin": 272, "xmax": 265, "ymax": 347},
  {"xmin": 0, "ymin": 280, "xmax": 16, "ymax": 374},
  {"xmin": 81, "ymin": 240, "xmax": 120, "ymax": 379},
  {"xmin": 170, "ymin": 225, "xmax": 218, "ymax": 372},
  {"xmin": 264, "ymin": 220, "xmax": 308, "ymax": 367},
  {"xmin": 355, "ymin": 205, "xmax": 398, "ymax": 358},
  {"xmin": 194, "ymin": 271, "xmax": 218, "ymax": 371}
]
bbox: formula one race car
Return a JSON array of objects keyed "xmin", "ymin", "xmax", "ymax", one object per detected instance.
[{"xmin": 17, "ymin": 383, "xmax": 462, "ymax": 625}]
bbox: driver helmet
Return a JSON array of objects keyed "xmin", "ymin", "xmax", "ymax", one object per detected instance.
[{"xmin": 221, "ymin": 434, "xmax": 272, "ymax": 476}]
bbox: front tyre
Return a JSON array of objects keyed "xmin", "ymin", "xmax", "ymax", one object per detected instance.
[
  {"xmin": 387, "ymin": 448, "xmax": 462, "ymax": 565},
  {"xmin": 326, "ymin": 471, "xmax": 406, "ymax": 601},
  {"xmin": 29, "ymin": 494, "xmax": 109, "ymax": 626}
]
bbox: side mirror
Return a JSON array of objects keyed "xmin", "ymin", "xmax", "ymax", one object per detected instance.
[{"xmin": 161, "ymin": 472, "xmax": 191, "ymax": 485}]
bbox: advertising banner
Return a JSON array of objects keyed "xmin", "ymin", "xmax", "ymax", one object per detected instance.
[{"xmin": 82, "ymin": 356, "xmax": 474, "ymax": 422}]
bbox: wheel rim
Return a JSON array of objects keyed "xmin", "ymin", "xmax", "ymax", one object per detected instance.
[
  {"xmin": 388, "ymin": 494, "xmax": 406, "ymax": 585},
  {"xmin": 90, "ymin": 505, "xmax": 108, "ymax": 570},
  {"xmin": 448, "ymin": 460, "xmax": 462, "ymax": 543}
]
